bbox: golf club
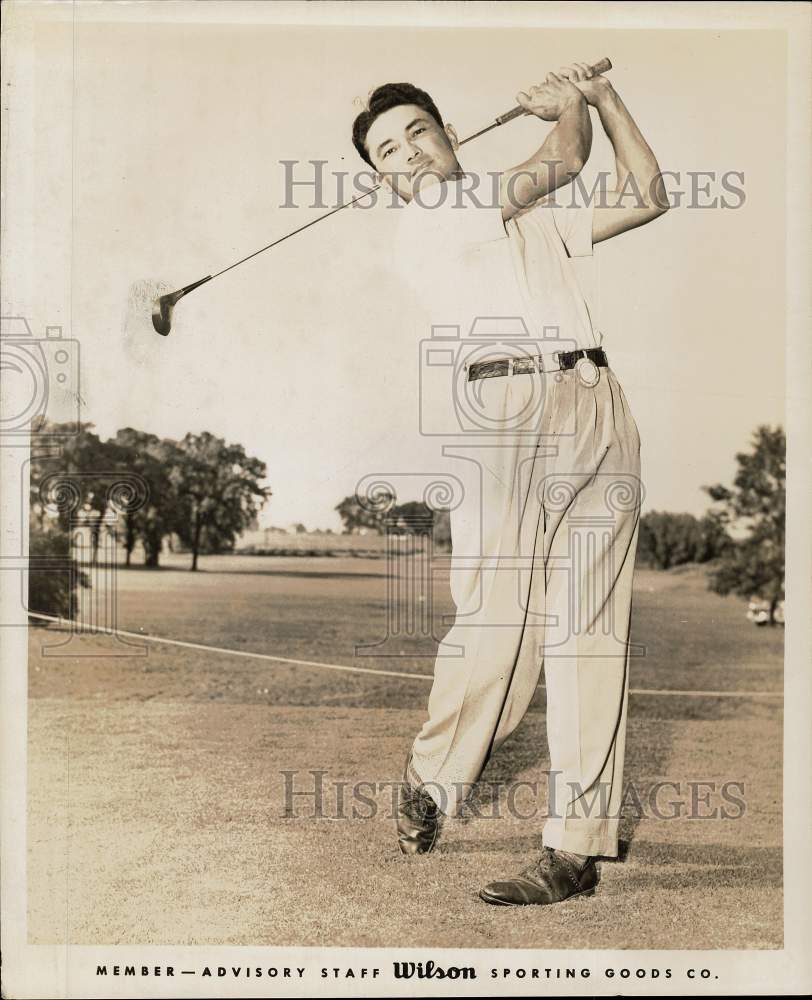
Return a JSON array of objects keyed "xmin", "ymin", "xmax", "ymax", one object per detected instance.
[{"xmin": 151, "ymin": 57, "xmax": 612, "ymax": 336}]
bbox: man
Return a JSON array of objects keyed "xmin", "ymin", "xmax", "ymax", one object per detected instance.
[{"xmin": 351, "ymin": 62, "xmax": 668, "ymax": 905}]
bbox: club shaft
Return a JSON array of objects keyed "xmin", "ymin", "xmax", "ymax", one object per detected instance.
[
  {"xmin": 176, "ymin": 57, "xmax": 613, "ymax": 291},
  {"xmin": 211, "ymin": 186, "xmax": 382, "ymax": 281}
]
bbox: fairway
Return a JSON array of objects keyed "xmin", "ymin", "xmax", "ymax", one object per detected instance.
[{"xmin": 27, "ymin": 556, "xmax": 783, "ymax": 948}]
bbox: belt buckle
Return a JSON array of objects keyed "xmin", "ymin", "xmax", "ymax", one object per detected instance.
[{"xmin": 575, "ymin": 356, "xmax": 600, "ymax": 387}]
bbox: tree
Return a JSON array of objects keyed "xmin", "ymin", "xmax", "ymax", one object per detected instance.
[
  {"xmin": 636, "ymin": 510, "xmax": 730, "ymax": 570},
  {"xmin": 171, "ymin": 432, "xmax": 271, "ymax": 571},
  {"xmin": 695, "ymin": 511, "xmax": 731, "ymax": 563},
  {"xmin": 27, "ymin": 523, "xmax": 90, "ymax": 621},
  {"xmin": 335, "ymin": 492, "xmax": 453, "ymax": 546},
  {"xmin": 388, "ymin": 500, "xmax": 434, "ymax": 535},
  {"xmin": 335, "ymin": 492, "xmax": 394, "ymax": 535},
  {"xmin": 30, "ymin": 421, "xmax": 122, "ymax": 565},
  {"xmin": 702, "ymin": 425, "xmax": 785, "ymax": 624},
  {"xmin": 433, "ymin": 508, "xmax": 452, "ymax": 550},
  {"xmin": 112, "ymin": 429, "xmax": 182, "ymax": 567},
  {"xmin": 28, "ymin": 421, "xmax": 94, "ymax": 618}
]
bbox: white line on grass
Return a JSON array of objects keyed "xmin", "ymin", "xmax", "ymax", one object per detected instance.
[
  {"xmin": 26, "ymin": 612, "xmax": 430, "ymax": 680},
  {"xmin": 26, "ymin": 611, "xmax": 784, "ymax": 698}
]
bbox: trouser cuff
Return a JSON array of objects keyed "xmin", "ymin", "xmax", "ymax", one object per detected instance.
[
  {"xmin": 407, "ymin": 749, "xmax": 473, "ymax": 818},
  {"xmin": 542, "ymin": 818, "xmax": 620, "ymax": 858}
]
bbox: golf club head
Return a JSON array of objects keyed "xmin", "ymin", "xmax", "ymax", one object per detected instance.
[
  {"xmin": 151, "ymin": 290, "xmax": 183, "ymax": 336},
  {"xmin": 151, "ymin": 275, "xmax": 213, "ymax": 336}
]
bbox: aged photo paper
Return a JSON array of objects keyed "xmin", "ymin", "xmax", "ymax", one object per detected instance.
[{"xmin": 1, "ymin": 1, "xmax": 810, "ymax": 997}]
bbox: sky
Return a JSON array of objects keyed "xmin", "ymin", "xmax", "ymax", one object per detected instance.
[{"xmin": 5, "ymin": 3, "xmax": 787, "ymax": 531}]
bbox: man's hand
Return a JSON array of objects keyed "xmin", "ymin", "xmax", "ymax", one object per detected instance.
[
  {"xmin": 553, "ymin": 62, "xmax": 615, "ymax": 108},
  {"xmin": 516, "ymin": 72, "xmax": 586, "ymax": 121}
]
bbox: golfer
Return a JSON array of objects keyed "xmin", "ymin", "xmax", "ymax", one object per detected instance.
[{"xmin": 352, "ymin": 62, "xmax": 668, "ymax": 905}]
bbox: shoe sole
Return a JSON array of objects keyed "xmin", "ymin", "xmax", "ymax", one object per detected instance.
[{"xmin": 478, "ymin": 886, "xmax": 597, "ymax": 907}]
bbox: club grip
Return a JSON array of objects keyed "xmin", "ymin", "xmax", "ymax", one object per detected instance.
[{"xmin": 495, "ymin": 57, "xmax": 613, "ymax": 125}]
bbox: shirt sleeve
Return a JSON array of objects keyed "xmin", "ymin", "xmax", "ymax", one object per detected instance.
[{"xmin": 548, "ymin": 199, "xmax": 595, "ymax": 258}]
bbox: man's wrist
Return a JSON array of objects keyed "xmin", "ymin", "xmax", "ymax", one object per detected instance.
[
  {"xmin": 593, "ymin": 85, "xmax": 622, "ymax": 115},
  {"xmin": 560, "ymin": 92, "xmax": 588, "ymax": 117}
]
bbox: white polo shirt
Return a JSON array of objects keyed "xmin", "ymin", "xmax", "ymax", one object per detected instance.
[{"xmin": 390, "ymin": 175, "xmax": 600, "ymax": 355}]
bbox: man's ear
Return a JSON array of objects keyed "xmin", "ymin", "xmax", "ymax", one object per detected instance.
[{"xmin": 445, "ymin": 123, "xmax": 460, "ymax": 150}]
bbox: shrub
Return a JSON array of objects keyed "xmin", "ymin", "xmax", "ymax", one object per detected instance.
[{"xmin": 28, "ymin": 526, "xmax": 89, "ymax": 621}]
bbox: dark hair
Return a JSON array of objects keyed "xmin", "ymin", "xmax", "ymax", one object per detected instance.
[{"xmin": 352, "ymin": 82, "xmax": 444, "ymax": 168}]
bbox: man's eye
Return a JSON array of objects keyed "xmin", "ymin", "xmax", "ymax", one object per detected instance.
[
  {"xmin": 412, "ymin": 127, "xmax": 427, "ymax": 136},
  {"xmin": 382, "ymin": 147, "xmax": 394, "ymax": 159}
]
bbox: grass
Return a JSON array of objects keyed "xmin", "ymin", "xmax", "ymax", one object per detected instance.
[{"xmin": 27, "ymin": 557, "xmax": 783, "ymax": 948}]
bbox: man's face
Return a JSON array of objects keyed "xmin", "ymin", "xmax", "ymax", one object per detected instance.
[{"xmin": 364, "ymin": 103, "xmax": 461, "ymax": 202}]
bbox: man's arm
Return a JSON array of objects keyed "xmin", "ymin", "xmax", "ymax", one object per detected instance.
[
  {"xmin": 500, "ymin": 74, "xmax": 592, "ymax": 223},
  {"xmin": 562, "ymin": 64, "xmax": 669, "ymax": 243}
]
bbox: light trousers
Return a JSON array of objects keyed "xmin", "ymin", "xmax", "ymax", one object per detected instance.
[{"xmin": 410, "ymin": 363, "xmax": 642, "ymax": 858}]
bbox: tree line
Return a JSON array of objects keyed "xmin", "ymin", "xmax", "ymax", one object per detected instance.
[
  {"xmin": 29, "ymin": 422, "xmax": 270, "ymax": 611},
  {"xmin": 334, "ymin": 493, "xmax": 452, "ymax": 548},
  {"xmin": 29, "ymin": 422, "xmax": 785, "ymax": 626},
  {"xmin": 333, "ymin": 425, "xmax": 786, "ymax": 624},
  {"xmin": 636, "ymin": 511, "xmax": 729, "ymax": 569}
]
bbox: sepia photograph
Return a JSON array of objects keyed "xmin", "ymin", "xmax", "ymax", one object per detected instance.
[{"xmin": 1, "ymin": 1, "xmax": 810, "ymax": 997}]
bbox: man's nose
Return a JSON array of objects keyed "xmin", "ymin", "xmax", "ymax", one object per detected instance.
[{"xmin": 406, "ymin": 140, "xmax": 423, "ymax": 160}]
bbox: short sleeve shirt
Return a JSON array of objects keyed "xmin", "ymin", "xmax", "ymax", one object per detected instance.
[{"xmin": 390, "ymin": 175, "xmax": 599, "ymax": 355}]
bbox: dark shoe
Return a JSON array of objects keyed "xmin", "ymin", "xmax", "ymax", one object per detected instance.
[
  {"xmin": 396, "ymin": 752, "xmax": 442, "ymax": 855},
  {"xmin": 479, "ymin": 847, "xmax": 599, "ymax": 906}
]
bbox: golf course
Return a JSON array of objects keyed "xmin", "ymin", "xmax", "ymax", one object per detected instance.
[{"xmin": 27, "ymin": 554, "xmax": 783, "ymax": 949}]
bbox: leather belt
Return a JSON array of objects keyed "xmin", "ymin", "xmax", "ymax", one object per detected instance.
[{"xmin": 466, "ymin": 347, "xmax": 608, "ymax": 382}]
